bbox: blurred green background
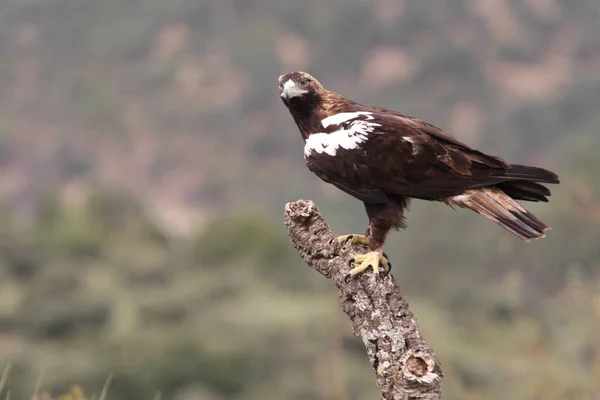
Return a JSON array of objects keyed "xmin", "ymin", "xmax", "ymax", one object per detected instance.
[{"xmin": 0, "ymin": 0, "xmax": 597, "ymax": 399}]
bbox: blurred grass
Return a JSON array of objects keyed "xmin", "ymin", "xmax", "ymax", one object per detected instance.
[{"xmin": 0, "ymin": 187, "xmax": 596, "ymax": 399}]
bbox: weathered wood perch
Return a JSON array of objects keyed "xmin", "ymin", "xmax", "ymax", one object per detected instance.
[{"xmin": 284, "ymin": 200, "xmax": 443, "ymax": 400}]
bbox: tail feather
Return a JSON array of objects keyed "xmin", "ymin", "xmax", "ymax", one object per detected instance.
[
  {"xmin": 451, "ymin": 188, "xmax": 550, "ymax": 241},
  {"xmin": 496, "ymin": 181, "xmax": 551, "ymax": 202},
  {"xmin": 494, "ymin": 164, "xmax": 559, "ymax": 203},
  {"xmin": 503, "ymin": 164, "xmax": 560, "ymax": 184}
]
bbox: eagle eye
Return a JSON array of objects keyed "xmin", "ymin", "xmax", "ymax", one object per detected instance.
[{"xmin": 299, "ymin": 78, "xmax": 309, "ymax": 89}]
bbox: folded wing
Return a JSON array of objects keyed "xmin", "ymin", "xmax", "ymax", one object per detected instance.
[{"xmin": 305, "ymin": 109, "xmax": 559, "ymax": 202}]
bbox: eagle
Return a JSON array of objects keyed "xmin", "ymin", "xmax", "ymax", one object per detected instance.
[{"xmin": 278, "ymin": 71, "xmax": 560, "ymax": 280}]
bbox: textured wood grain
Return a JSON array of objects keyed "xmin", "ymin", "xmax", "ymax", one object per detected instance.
[{"xmin": 284, "ymin": 200, "xmax": 443, "ymax": 400}]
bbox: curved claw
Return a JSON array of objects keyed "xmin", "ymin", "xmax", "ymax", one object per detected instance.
[
  {"xmin": 337, "ymin": 234, "xmax": 369, "ymax": 246},
  {"xmin": 344, "ymin": 273, "xmax": 353, "ymax": 284},
  {"xmin": 381, "ymin": 260, "xmax": 392, "ymax": 277},
  {"xmin": 381, "ymin": 252, "xmax": 392, "ymax": 276},
  {"xmin": 342, "ymin": 234, "xmax": 354, "ymax": 245}
]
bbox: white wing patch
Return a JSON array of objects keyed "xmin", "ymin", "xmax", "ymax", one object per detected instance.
[
  {"xmin": 321, "ymin": 111, "xmax": 374, "ymax": 128},
  {"xmin": 304, "ymin": 118, "xmax": 381, "ymax": 158},
  {"xmin": 403, "ymin": 136, "xmax": 420, "ymax": 155}
]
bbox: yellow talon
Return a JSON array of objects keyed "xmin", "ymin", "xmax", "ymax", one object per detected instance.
[
  {"xmin": 337, "ymin": 234, "xmax": 369, "ymax": 245},
  {"xmin": 347, "ymin": 251, "xmax": 391, "ymax": 280}
]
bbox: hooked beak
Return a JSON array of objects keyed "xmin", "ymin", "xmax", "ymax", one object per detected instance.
[{"xmin": 280, "ymin": 79, "xmax": 307, "ymax": 101}]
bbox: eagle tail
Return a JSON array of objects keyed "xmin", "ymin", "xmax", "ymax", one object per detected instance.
[
  {"xmin": 501, "ymin": 164, "xmax": 560, "ymax": 184},
  {"xmin": 496, "ymin": 180, "xmax": 552, "ymax": 202},
  {"xmin": 451, "ymin": 187, "xmax": 550, "ymax": 241},
  {"xmin": 494, "ymin": 164, "xmax": 559, "ymax": 203}
]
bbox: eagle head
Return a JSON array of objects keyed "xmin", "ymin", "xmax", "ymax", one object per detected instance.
[
  {"xmin": 278, "ymin": 71, "xmax": 343, "ymax": 139},
  {"xmin": 278, "ymin": 71, "xmax": 324, "ymax": 106}
]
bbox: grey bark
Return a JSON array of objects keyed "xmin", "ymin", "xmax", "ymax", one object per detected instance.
[{"xmin": 284, "ymin": 200, "xmax": 443, "ymax": 400}]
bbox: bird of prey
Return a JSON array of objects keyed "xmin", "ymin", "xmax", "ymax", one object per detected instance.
[{"xmin": 278, "ymin": 71, "xmax": 560, "ymax": 280}]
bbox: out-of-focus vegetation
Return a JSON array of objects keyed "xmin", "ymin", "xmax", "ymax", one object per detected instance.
[{"xmin": 0, "ymin": 0, "xmax": 598, "ymax": 399}]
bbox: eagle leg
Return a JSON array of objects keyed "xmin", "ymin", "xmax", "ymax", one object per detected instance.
[
  {"xmin": 345, "ymin": 251, "xmax": 391, "ymax": 282},
  {"xmin": 337, "ymin": 234, "xmax": 369, "ymax": 245}
]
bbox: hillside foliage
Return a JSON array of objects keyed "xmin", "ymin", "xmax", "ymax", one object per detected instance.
[{"xmin": 0, "ymin": 0, "xmax": 598, "ymax": 399}]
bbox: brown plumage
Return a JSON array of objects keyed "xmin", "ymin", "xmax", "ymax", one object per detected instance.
[{"xmin": 278, "ymin": 71, "xmax": 560, "ymax": 278}]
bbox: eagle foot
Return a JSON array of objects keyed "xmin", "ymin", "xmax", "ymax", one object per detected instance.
[
  {"xmin": 337, "ymin": 234, "xmax": 369, "ymax": 246},
  {"xmin": 345, "ymin": 251, "xmax": 392, "ymax": 282}
]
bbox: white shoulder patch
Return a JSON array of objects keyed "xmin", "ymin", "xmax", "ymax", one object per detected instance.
[
  {"xmin": 321, "ymin": 111, "xmax": 374, "ymax": 128},
  {"xmin": 304, "ymin": 118, "xmax": 381, "ymax": 158}
]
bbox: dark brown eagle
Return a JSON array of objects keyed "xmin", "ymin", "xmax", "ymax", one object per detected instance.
[{"xmin": 278, "ymin": 71, "xmax": 560, "ymax": 279}]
